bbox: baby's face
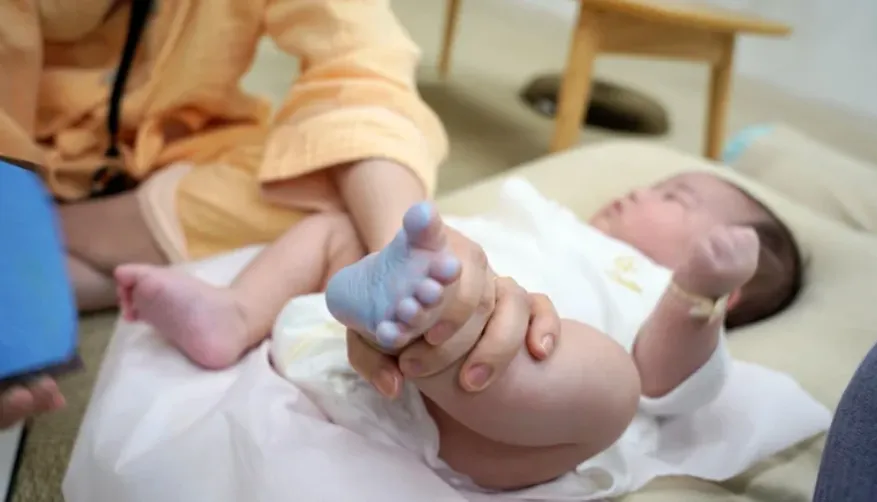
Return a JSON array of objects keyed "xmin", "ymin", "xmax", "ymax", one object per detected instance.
[{"xmin": 590, "ymin": 172, "xmax": 760, "ymax": 269}]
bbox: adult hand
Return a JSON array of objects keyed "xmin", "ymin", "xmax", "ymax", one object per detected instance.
[
  {"xmin": 0, "ymin": 377, "xmax": 66, "ymax": 429},
  {"xmin": 347, "ymin": 227, "xmax": 561, "ymax": 398},
  {"xmin": 346, "ymin": 281, "xmax": 560, "ymax": 398},
  {"xmin": 400, "ymin": 278, "xmax": 561, "ymax": 392}
]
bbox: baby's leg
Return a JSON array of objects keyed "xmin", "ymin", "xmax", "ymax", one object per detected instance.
[
  {"xmin": 422, "ymin": 318, "xmax": 641, "ymax": 490},
  {"xmin": 116, "ymin": 213, "xmax": 364, "ymax": 369},
  {"xmin": 326, "ymin": 202, "xmax": 462, "ymax": 350},
  {"xmin": 326, "ymin": 208, "xmax": 643, "ymax": 489}
]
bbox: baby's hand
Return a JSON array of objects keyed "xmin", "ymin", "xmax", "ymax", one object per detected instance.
[{"xmin": 673, "ymin": 226, "xmax": 759, "ymax": 299}]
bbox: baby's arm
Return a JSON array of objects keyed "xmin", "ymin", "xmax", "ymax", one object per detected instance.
[
  {"xmin": 633, "ymin": 226, "xmax": 758, "ymax": 414},
  {"xmin": 632, "ymin": 289, "xmax": 727, "ymax": 412}
]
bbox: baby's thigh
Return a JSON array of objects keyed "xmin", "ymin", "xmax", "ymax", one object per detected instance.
[
  {"xmin": 437, "ymin": 416, "xmax": 624, "ymax": 491},
  {"xmin": 437, "ymin": 427, "xmax": 599, "ymax": 491},
  {"xmin": 435, "ymin": 341, "xmax": 640, "ymax": 489}
]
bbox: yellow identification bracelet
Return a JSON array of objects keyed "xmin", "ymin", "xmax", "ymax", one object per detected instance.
[{"xmin": 667, "ymin": 282, "xmax": 729, "ymax": 324}]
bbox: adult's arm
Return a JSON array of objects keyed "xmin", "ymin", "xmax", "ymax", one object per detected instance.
[{"xmin": 259, "ymin": 0, "xmax": 448, "ymax": 251}]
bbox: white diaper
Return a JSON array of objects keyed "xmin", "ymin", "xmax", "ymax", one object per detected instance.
[{"xmin": 270, "ymin": 296, "xmax": 441, "ymax": 463}]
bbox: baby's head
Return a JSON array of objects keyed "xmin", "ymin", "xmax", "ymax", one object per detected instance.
[{"xmin": 590, "ymin": 172, "xmax": 803, "ymax": 328}]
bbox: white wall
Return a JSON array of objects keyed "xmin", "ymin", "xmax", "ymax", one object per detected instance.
[
  {"xmin": 512, "ymin": 0, "xmax": 877, "ymax": 118},
  {"xmin": 715, "ymin": 0, "xmax": 877, "ymax": 119}
]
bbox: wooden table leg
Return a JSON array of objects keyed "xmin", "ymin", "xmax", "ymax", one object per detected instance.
[
  {"xmin": 705, "ymin": 35, "xmax": 735, "ymax": 160},
  {"xmin": 549, "ymin": 6, "xmax": 600, "ymax": 153},
  {"xmin": 438, "ymin": 0, "xmax": 462, "ymax": 79}
]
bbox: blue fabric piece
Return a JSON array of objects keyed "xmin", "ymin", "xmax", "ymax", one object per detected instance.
[
  {"xmin": 814, "ymin": 341, "xmax": 877, "ymax": 501},
  {"xmin": 0, "ymin": 160, "xmax": 78, "ymax": 380},
  {"xmin": 722, "ymin": 124, "xmax": 776, "ymax": 164}
]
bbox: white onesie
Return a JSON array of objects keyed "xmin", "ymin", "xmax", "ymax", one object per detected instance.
[{"xmin": 269, "ymin": 178, "xmax": 730, "ymax": 501}]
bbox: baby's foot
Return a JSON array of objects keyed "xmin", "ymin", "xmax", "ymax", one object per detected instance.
[
  {"xmin": 326, "ymin": 202, "xmax": 460, "ymax": 350},
  {"xmin": 115, "ymin": 265, "xmax": 252, "ymax": 370}
]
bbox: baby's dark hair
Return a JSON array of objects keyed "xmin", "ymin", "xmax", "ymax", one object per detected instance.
[{"xmin": 726, "ymin": 198, "xmax": 804, "ymax": 329}]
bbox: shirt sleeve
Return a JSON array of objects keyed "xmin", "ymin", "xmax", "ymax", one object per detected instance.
[
  {"xmin": 0, "ymin": 0, "xmax": 45, "ymax": 165},
  {"xmin": 260, "ymin": 0, "xmax": 448, "ymax": 196}
]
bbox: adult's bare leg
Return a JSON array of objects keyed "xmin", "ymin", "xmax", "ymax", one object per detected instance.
[
  {"xmin": 60, "ymin": 191, "xmax": 167, "ymax": 312},
  {"xmin": 67, "ymin": 255, "xmax": 116, "ymax": 312}
]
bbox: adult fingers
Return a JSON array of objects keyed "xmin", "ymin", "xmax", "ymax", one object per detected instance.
[
  {"xmin": 0, "ymin": 387, "xmax": 36, "ymax": 430},
  {"xmin": 28, "ymin": 377, "xmax": 65, "ymax": 412},
  {"xmin": 346, "ymin": 330, "xmax": 403, "ymax": 399},
  {"xmin": 398, "ymin": 306, "xmax": 490, "ymax": 380},
  {"xmin": 525, "ymin": 293, "xmax": 561, "ymax": 361},
  {"xmin": 423, "ymin": 228, "xmax": 492, "ymax": 346},
  {"xmin": 456, "ymin": 277, "xmax": 531, "ymax": 392}
]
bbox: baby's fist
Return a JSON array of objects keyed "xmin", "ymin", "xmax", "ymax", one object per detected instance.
[{"xmin": 674, "ymin": 226, "xmax": 759, "ymax": 299}]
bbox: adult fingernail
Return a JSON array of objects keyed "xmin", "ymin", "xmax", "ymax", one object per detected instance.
[
  {"xmin": 540, "ymin": 334, "xmax": 555, "ymax": 356},
  {"xmin": 465, "ymin": 364, "xmax": 493, "ymax": 391},
  {"xmin": 402, "ymin": 358, "xmax": 422, "ymax": 377},
  {"xmin": 375, "ymin": 371, "xmax": 400, "ymax": 399}
]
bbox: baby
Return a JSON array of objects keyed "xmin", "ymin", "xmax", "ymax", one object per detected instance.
[{"xmin": 115, "ymin": 171, "xmax": 802, "ymax": 497}]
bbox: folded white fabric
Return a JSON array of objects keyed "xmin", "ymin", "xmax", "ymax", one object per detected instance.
[{"xmin": 63, "ymin": 180, "xmax": 831, "ymax": 502}]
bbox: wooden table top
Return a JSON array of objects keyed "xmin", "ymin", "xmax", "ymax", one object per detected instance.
[{"xmin": 580, "ymin": 0, "xmax": 792, "ymax": 36}]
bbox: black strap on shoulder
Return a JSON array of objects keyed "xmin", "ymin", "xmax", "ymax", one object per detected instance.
[
  {"xmin": 89, "ymin": 0, "xmax": 154, "ymax": 198},
  {"xmin": 0, "ymin": 155, "xmax": 41, "ymax": 173}
]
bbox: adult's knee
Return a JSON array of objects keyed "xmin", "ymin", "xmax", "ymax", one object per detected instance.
[
  {"xmin": 812, "ymin": 342, "xmax": 877, "ymax": 502},
  {"xmin": 834, "ymin": 343, "xmax": 877, "ymax": 419}
]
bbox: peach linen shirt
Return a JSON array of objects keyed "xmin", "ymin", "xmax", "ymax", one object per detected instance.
[{"xmin": 0, "ymin": 0, "xmax": 447, "ymax": 209}]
